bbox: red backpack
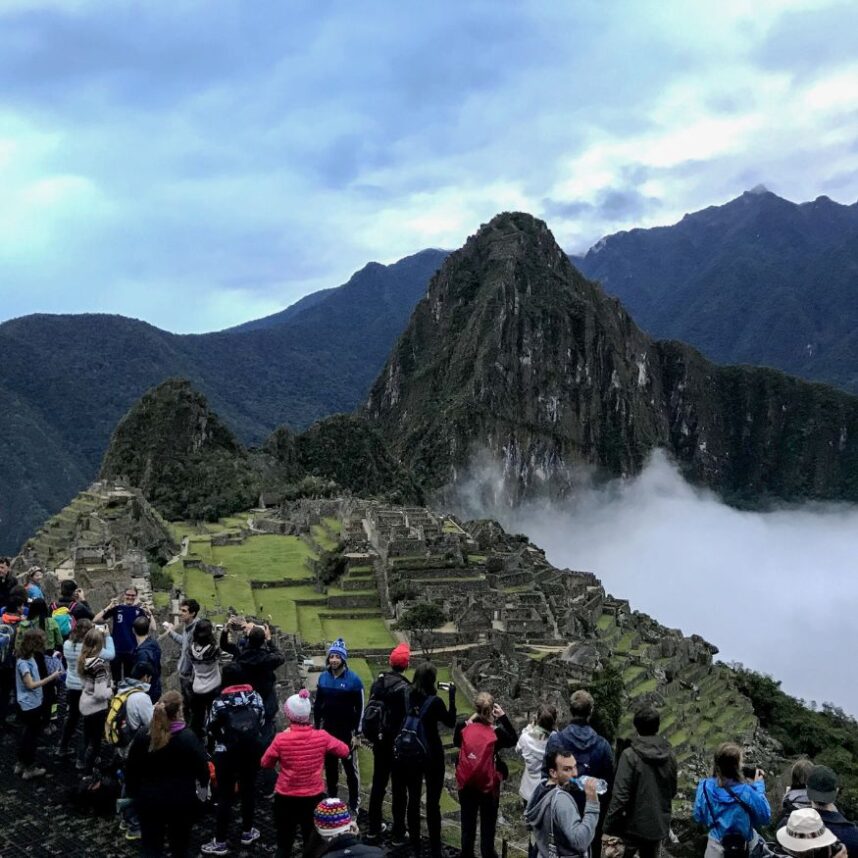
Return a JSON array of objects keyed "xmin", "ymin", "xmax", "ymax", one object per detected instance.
[{"xmin": 456, "ymin": 721, "xmax": 502, "ymax": 795}]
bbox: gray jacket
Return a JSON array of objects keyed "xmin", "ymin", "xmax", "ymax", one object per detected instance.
[
  {"xmin": 525, "ymin": 780, "xmax": 600, "ymax": 858},
  {"xmin": 169, "ymin": 618, "xmax": 198, "ymax": 680},
  {"xmin": 116, "ymin": 678, "xmax": 154, "ymax": 731}
]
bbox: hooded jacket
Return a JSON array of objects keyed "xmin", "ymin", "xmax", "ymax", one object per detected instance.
[
  {"xmin": 604, "ymin": 735, "xmax": 678, "ymax": 841},
  {"xmin": 189, "ymin": 640, "xmax": 221, "ymax": 694},
  {"xmin": 314, "ymin": 664, "xmax": 365, "ymax": 739},
  {"xmin": 134, "ymin": 636, "xmax": 162, "ymax": 701},
  {"xmin": 219, "ymin": 630, "xmax": 285, "ymax": 715},
  {"xmin": 64, "ymin": 635, "xmax": 115, "ymax": 691},
  {"xmin": 207, "ymin": 683, "xmax": 265, "ymax": 754},
  {"xmin": 80, "ymin": 655, "xmax": 114, "ymax": 716},
  {"xmin": 693, "ymin": 777, "xmax": 771, "ymax": 843},
  {"xmin": 261, "ymin": 723, "xmax": 350, "ymax": 796},
  {"xmin": 116, "ymin": 677, "xmax": 154, "ymax": 732},
  {"xmin": 517, "ymin": 723, "xmax": 554, "ymax": 801},
  {"xmin": 543, "ymin": 722, "xmax": 614, "ymax": 785},
  {"xmin": 169, "ymin": 617, "xmax": 198, "ymax": 680},
  {"xmin": 525, "ymin": 780, "xmax": 600, "ymax": 858}
]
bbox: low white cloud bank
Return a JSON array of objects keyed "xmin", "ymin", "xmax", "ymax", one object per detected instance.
[{"xmin": 457, "ymin": 451, "xmax": 858, "ymax": 716}]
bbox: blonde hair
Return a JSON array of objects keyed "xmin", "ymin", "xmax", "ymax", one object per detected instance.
[
  {"xmin": 474, "ymin": 692, "xmax": 494, "ymax": 724},
  {"xmin": 77, "ymin": 627, "xmax": 105, "ymax": 676},
  {"xmin": 150, "ymin": 690, "xmax": 184, "ymax": 752}
]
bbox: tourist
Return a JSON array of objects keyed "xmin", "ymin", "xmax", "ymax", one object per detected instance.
[
  {"xmin": 313, "ymin": 637, "xmax": 365, "ymax": 812},
  {"xmin": 0, "ymin": 556, "xmax": 16, "ymax": 607},
  {"xmin": 78, "ymin": 625, "xmax": 116, "ymax": 773},
  {"xmin": 15, "ymin": 598, "xmax": 63, "ymax": 730},
  {"xmin": 366, "ymin": 641, "xmax": 412, "ymax": 843},
  {"xmin": 50, "ymin": 579, "xmax": 95, "ymax": 627},
  {"xmin": 312, "ymin": 797, "xmax": 384, "ymax": 858},
  {"xmin": 125, "ymin": 690, "xmax": 209, "ymax": 858},
  {"xmin": 200, "ymin": 663, "xmax": 266, "ymax": 856},
  {"xmin": 516, "ymin": 704, "xmax": 557, "ymax": 803},
  {"xmin": 693, "ymin": 742, "xmax": 771, "ymax": 858},
  {"xmin": 544, "ymin": 689, "xmax": 615, "ymax": 858},
  {"xmin": 94, "ymin": 586, "xmax": 152, "ymax": 683},
  {"xmin": 402, "ymin": 661, "xmax": 457, "ymax": 858},
  {"xmin": 525, "ymin": 748, "xmax": 600, "ymax": 858},
  {"xmin": 187, "ymin": 618, "xmax": 222, "ymax": 737},
  {"xmin": 0, "ymin": 594, "xmax": 26, "ymax": 730},
  {"xmin": 132, "ymin": 614, "xmax": 163, "ymax": 702},
  {"xmin": 25, "ymin": 566, "xmax": 46, "ymax": 602},
  {"xmin": 605, "ymin": 705, "xmax": 678, "ymax": 858},
  {"xmin": 59, "ymin": 618, "xmax": 114, "ymax": 760},
  {"xmin": 776, "ymin": 808, "xmax": 846, "ymax": 858},
  {"xmin": 262, "ymin": 688, "xmax": 350, "ymax": 858},
  {"xmin": 14, "ymin": 628, "xmax": 63, "ymax": 779},
  {"xmin": 163, "ymin": 597, "xmax": 200, "ymax": 718},
  {"xmin": 778, "ymin": 759, "xmax": 814, "ymax": 824},
  {"xmin": 793, "ymin": 765, "xmax": 858, "ymax": 855},
  {"xmin": 454, "ymin": 691, "xmax": 518, "ymax": 858}
]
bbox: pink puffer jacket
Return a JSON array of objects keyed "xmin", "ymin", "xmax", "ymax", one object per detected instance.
[{"xmin": 261, "ymin": 723, "xmax": 350, "ymax": 796}]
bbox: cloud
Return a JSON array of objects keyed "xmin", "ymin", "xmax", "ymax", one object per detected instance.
[{"xmin": 450, "ymin": 450, "xmax": 858, "ymax": 716}]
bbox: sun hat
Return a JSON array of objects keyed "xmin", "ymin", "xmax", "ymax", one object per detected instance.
[
  {"xmin": 327, "ymin": 638, "xmax": 348, "ymax": 662},
  {"xmin": 389, "ymin": 642, "xmax": 411, "ymax": 670},
  {"xmin": 313, "ymin": 797, "xmax": 352, "ymax": 838},
  {"xmin": 283, "ymin": 688, "xmax": 312, "ymax": 724},
  {"xmin": 776, "ymin": 809, "xmax": 838, "ymax": 853},
  {"xmin": 806, "ymin": 766, "xmax": 839, "ymax": 804}
]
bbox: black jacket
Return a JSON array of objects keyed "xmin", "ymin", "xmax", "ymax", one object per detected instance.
[
  {"xmin": 369, "ymin": 670, "xmax": 410, "ymax": 748},
  {"xmin": 604, "ymin": 735, "xmax": 678, "ymax": 842},
  {"xmin": 220, "ymin": 631, "xmax": 285, "ymax": 713},
  {"xmin": 408, "ymin": 689, "xmax": 456, "ymax": 764}
]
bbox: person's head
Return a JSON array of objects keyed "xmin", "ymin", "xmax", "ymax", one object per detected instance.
[
  {"xmin": 221, "ymin": 662, "xmax": 246, "ymax": 688},
  {"xmin": 791, "ymin": 758, "xmax": 815, "ymax": 790},
  {"xmin": 536, "ymin": 704, "xmax": 558, "ymax": 733},
  {"xmin": 546, "ymin": 749, "xmax": 578, "ymax": 787},
  {"xmin": 0, "ymin": 556, "xmax": 11, "ymax": 575},
  {"xmin": 27, "ymin": 597, "xmax": 48, "ymax": 624},
  {"xmin": 60, "ymin": 579, "xmax": 78, "ymax": 599},
  {"xmin": 19, "ymin": 628, "xmax": 46, "ymax": 659},
  {"xmin": 776, "ymin": 808, "xmax": 840, "ymax": 856},
  {"xmin": 8, "ymin": 586, "xmax": 27, "ymax": 607},
  {"xmin": 714, "ymin": 742, "xmax": 743, "ymax": 782},
  {"xmin": 412, "ymin": 662, "xmax": 437, "ymax": 696},
  {"xmin": 247, "ymin": 626, "xmax": 265, "ymax": 650},
  {"xmin": 123, "ymin": 585, "xmax": 139, "ymax": 605},
  {"xmin": 569, "ymin": 689, "xmax": 594, "ymax": 722},
  {"xmin": 70, "ymin": 617, "xmax": 93, "ymax": 644},
  {"xmin": 129, "ymin": 661, "xmax": 152, "ymax": 684},
  {"xmin": 132, "ymin": 615, "xmax": 150, "ymax": 639},
  {"xmin": 77, "ymin": 626, "xmax": 106, "ymax": 675},
  {"xmin": 3, "ymin": 594, "xmax": 24, "ymax": 616},
  {"xmin": 327, "ymin": 638, "xmax": 348, "ymax": 671},
  {"xmin": 178, "ymin": 598, "xmax": 199, "ymax": 625},
  {"xmin": 283, "ymin": 688, "xmax": 313, "ymax": 725},
  {"xmin": 389, "ymin": 642, "xmax": 411, "ymax": 673},
  {"xmin": 633, "ymin": 705, "xmax": 661, "ymax": 737},
  {"xmin": 150, "ymin": 690, "xmax": 184, "ymax": 752},
  {"xmin": 193, "ymin": 618, "xmax": 215, "ymax": 646},
  {"xmin": 807, "ymin": 766, "xmax": 839, "ymax": 807},
  {"xmin": 474, "ymin": 692, "xmax": 495, "ymax": 724},
  {"xmin": 27, "ymin": 566, "xmax": 43, "ymax": 585},
  {"xmin": 314, "ymin": 797, "xmax": 357, "ymax": 840}
]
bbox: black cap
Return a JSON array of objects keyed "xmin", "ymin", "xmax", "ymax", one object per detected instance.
[{"xmin": 807, "ymin": 766, "xmax": 838, "ymax": 804}]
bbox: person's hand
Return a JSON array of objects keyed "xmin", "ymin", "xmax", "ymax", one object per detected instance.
[
  {"xmin": 583, "ymin": 777, "xmax": 599, "ymax": 802},
  {"xmin": 350, "ymin": 735, "xmax": 358, "ymax": 749},
  {"xmin": 49, "ymin": 670, "xmax": 62, "ymax": 682},
  {"xmin": 162, "ymin": 621, "xmax": 174, "ymax": 633},
  {"xmin": 492, "ymin": 703, "xmax": 505, "ymax": 719},
  {"xmin": 831, "ymin": 843, "xmax": 847, "ymax": 858},
  {"xmin": 264, "ymin": 623, "xmax": 272, "ymax": 642},
  {"xmin": 754, "ymin": 769, "xmax": 765, "ymax": 782}
]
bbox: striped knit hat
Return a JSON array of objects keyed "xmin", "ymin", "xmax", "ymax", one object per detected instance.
[
  {"xmin": 283, "ymin": 688, "xmax": 312, "ymax": 724},
  {"xmin": 313, "ymin": 797, "xmax": 352, "ymax": 838}
]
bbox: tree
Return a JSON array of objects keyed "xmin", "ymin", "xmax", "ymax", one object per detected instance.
[{"xmin": 394, "ymin": 602, "xmax": 447, "ymax": 657}]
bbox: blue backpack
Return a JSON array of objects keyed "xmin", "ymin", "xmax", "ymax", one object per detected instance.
[{"xmin": 393, "ymin": 692, "xmax": 435, "ymax": 763}]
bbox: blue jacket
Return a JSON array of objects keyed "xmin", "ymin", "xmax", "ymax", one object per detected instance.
[
  {"xmin": 693, "ymin": 778, "xmax": 771, "ymax": 842},
  {"xmin": 134, "ymin": 637, "xmax": 163, "ymax": 702},
  {"xmin": 543, "ymin": 722, "xmax": 614, "ymax": 784},
  {"xmin": 314, "ymin": 665, "xmax": 365, "ymax": 739}
]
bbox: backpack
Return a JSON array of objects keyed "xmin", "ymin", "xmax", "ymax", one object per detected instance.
[
  {"xmin": 220, "ymin": 696, "xmax": 264, "ymax": 751},
  {"xmin": 456, "ymin": 720, "xmax": 502, "ymax": 794},
  {"xmin": 50, "ymin": 602, "xmax": 76, "ymax": 639},
  {"xmin": 0, "ymin": 622, "xmax": 18, "ymax": 668},
  {"xmin": 393, "ymin": 691, "xmax": 435, "ymax": 763},
  {"xmin": 68, "ymin": 773, "xmax": 120, "ymax": 817},
  {"xmin": 104, "ymin": 686, "xmax": 146, "ymax": 747},
  {"xmin": 363, "ymin": 673, "xmax": 408, "ymax": 745}
]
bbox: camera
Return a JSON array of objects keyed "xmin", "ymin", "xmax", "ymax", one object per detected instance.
[
  {"xmin": 438, "ymin": 682, "xmax": 455, "ymax": 692},
  {"xmin": 742, "ymin": 765, "xmax": 758, "ymax": 780}
]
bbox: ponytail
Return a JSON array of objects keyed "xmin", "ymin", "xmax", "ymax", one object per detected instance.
[{"xmin": 150, "ymin": 690, "xmax": 183, "ymax": 752}]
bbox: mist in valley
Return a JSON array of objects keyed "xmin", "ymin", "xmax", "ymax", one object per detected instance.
[{"xmin": 453, "ymin": 451, "xmax": 858, "ymax": 716}]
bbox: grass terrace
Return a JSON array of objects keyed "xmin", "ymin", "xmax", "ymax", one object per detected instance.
[{"xmin": 212, "ymin": 535, "xmax": 317, "ymax": 581}]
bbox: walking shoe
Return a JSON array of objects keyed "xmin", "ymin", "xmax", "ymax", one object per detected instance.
[
  {"xmin": 366, "ymin": 823, "xmax": 388, "ymax": 842},
  {"xmin": 240, "ymin": 828, "xmax": 261, "ymax": 846},
  {"xmin": 390, "ymin": 834, "xmax": 408, "ymax": 847},
  {"xmin": 118, "ymin": 817, "xmax": 128, "ymax": 832},
  {"xmin": 21, "ymin": 766, "xmax": 46, "ymax": 779},
  {"xmin": 124, "ymin": 827, "xmax": 141, "ymax": 841},
  {"xmin": 13, "ymin": 762, "xmax": 24, "ymax": 776},
  {"xmin": 55, "ymin": 746, "xmax": 73, "ymax": 759},
  {"xmin": 200, "ymin": 840, "xmax": 229, "ymax": 855}
]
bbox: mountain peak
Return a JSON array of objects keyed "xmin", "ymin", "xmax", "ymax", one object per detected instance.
[{"xmin": 746, "ymin": 183, "xmax": 771, "ymax": 195}]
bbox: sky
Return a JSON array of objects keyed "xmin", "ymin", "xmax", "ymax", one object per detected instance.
[
  {"xmin": 466, "ymin": 452, "xmax": 858, "ymax": 717},
  {"xmin": 2, "ymin": 0, "xmax": 858, "ymax": 333}
]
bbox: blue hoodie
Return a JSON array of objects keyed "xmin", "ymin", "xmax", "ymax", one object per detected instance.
[
  {"xmin": 543, "ymin": 722, "xmax": 614, "ymax": 783},
  {"xmin": 314, "ymin": 664, "xmax": 365, "ymax": 740},
  {"xmin": 693, "ymin": 778, "xmax": 771, "ymax": 843}
]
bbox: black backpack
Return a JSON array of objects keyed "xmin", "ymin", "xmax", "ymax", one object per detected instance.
[
  {"xmin": 363, "ymin": 673, "xmax": 408, "ymax": 745},
  {"xmin": 393, "ymin": 691, "xmax": 435, "ymax": 763},
  {"xmin": 221, "ymin": 697, "xmax": 264, "ymax": 751}
]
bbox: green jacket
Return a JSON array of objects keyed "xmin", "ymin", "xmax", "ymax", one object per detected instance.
[
  {"xmin": 605, "ymin": 735, "xmax": 678, "ymax": 842},
  {"xmin": 14, "ymin": 617, "xmax": 63, "ymax": 654}
]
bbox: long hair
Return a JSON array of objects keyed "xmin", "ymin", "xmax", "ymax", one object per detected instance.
[
  {"xmin": 77, "ymin": 627, "xmax": 106, "ymax": 676},
  {"xmin": 714, "ymin": 742, "xmax": 742, "ymax": 783},
  {"xmin": 473, "ymin": 692, "xmax": 494, "ymax": 724},
  {"xmin": 19, "ymin": 628, "xmax": 46, "ymax": 659},
  {"xmin": 149, "ymin": 690, "xmax": 184, "ymax": 752},
  {"xmin": 27, "ymin": 598, "xmax": 48, "ymax": 629},
  {"xmin": 536, "ymin": 703, "xmax": 558, "ymax": 733},
  {"xmin": 70, "ymin": 617, "xmax": 93, "ymax": 645},
  {"xmin": 412, "ymin": 662, "xmax": 437, "ymax": 697}
]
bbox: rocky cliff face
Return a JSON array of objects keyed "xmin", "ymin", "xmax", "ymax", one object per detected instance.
[{"xmin": 366, "ymin": 212, "xmax": 858, "ymax": 505}]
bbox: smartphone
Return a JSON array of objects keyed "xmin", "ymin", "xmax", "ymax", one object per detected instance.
[{"xmin": 742, "ymin": 765, "xmax": 757, "ymax": 780}]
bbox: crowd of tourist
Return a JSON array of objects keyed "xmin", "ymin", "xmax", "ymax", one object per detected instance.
[{"xmin": 2, "ymin": 556, "xmax": 858, "ymax": 858}]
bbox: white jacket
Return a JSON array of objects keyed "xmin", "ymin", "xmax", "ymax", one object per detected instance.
[{"xmin": 516, "ymin": 724, "xmax": 553, "ymax": 801}]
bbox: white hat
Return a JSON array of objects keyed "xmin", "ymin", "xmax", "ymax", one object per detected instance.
[{"xmin": 776, "ymin": 809, "xmax": 838, "ymax": 854}]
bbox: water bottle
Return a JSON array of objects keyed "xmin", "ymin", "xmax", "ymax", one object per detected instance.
[{"xmin": 572, "ymin": 775, "xmax": 608, "ymax": 795}]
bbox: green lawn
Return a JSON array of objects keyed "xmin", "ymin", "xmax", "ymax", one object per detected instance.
[
  {"xmin": 347, "ymin": 657, "xmax": 376, "ymax": 688},
  {"xmin": 298, "ymin": 604, "xmax": 326, "ymax": 643},
  {"xmin": 322, "ymin": 516, "xmax": 342, "ymax": 535},
  {"xmin": 252, "ymin": 589, "xmax": 302, "ymax": 633},
  {"xmin": 312, "ymin": 524, "xmax": 339, "ymax": 552},
  {"xmin": 321, "ymin": 616, "xmax": 394, "ymax": 649},
  {"xmin": 184, "ymin": 566, "xmax": 218, "ymax": 608},
  {"xmin": 212, "ymin": 535, "xmax": 317, "ymax": 581},
  {"xmin": 215, "ymin": 575, "xmax": 257, "ymax": 616}
]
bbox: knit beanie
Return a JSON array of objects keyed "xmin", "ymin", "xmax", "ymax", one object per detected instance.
[
  {"xmin": 314, "ymin": 797, "xmax": 352, "ymax": 838},
  {"xmin": 327, "ymin": 637, "xmax": 348, "ymax": 662},
  {"xmin": 284, "ymin": 688, "xmax": 312, "ymax": 724},
  {"xmin": 389, "ymin": 642, "xmax": 411, "ymax": 670}
]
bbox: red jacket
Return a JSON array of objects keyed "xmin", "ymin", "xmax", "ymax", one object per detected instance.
[{"xmin": 261, "ymin": 723, "xmax": 350, "ymax": 796}]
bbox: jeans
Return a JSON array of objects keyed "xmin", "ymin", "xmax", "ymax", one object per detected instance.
[
  {"xmin": 274, "ymin": 792, "xmax": 325, "ymax": 858},
  {"xmin": 325, "ymin": 740, "xmax": 360, "ymax": 811},
  {"xmin": 369, "ymin": 742, "xmax": 407, "ymax": 837},
  {"xmin": 213, "ymin": 750, "xmax": 259, "ymax": 840},
  {"xmin": 82, "ymin": 708, "xmax": 107, "ymax": 773},
  {"xmin": 111, "ymin": 652, "xmax": 136, "ymax": 685},
  {"xmin": 405, "ymin": 759, "xmax": 446, "ymax": 855},
  {"xmin": 17, "ymin": 705, "xmax": 42, "ymax": 766},
  {"xmin": 59, "ymin": 688, "xmax": 82, "ymax": 755},
  {"xmin": 459, "ymin": 787, "xmax": 500, "ymax": 858}
]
